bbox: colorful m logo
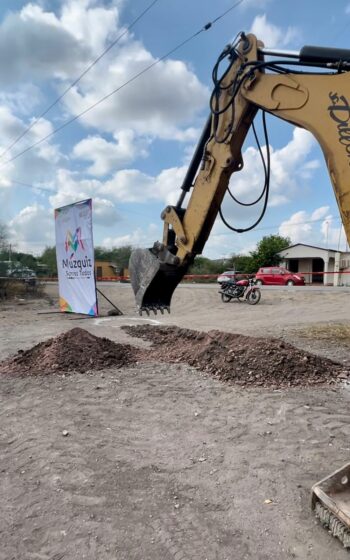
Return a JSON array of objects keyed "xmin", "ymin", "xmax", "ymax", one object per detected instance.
[{"xmin": 65, "ymin": 227, "xmax": 85, "ymax": 258}]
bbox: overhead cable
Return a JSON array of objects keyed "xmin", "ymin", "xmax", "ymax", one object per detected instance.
[
  {"xmin": 0, "ymin": 0, "xmax": 245, "ymax": 169},
  {"xmin": 0, "ymin": 0, "xmax": 161, "ymax": 161}
]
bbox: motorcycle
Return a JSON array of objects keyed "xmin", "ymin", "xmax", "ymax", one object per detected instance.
[{"xmin": 219, "ymin": 276, "xmax": 261, "ymax": 305}]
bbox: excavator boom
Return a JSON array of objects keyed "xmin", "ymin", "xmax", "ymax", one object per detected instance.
[{"xmin": 129, "ymin": 33, "xmax": 350, "ymax": 314}]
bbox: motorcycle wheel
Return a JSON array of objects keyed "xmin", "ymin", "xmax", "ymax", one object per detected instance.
[
  {"xmin": 246, "ymin": 288, "xmax": 261, "ymax": 305},
  {"xmin": 236, "ymin": 288, "xmax": 245, "ymax": 300},
  {"xmin": 221, "ymin": 293, "xmax": 232, "ymax": 303}
]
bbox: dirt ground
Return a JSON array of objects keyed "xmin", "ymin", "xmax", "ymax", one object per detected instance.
[{"xmin": 1, "ymin": 282, "xmax": 350, "ymax": 559}]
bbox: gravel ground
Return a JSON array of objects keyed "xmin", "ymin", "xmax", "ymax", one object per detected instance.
[{"xmin": 1, "ymin": 282, "xmax": 350, "ymax": 559}]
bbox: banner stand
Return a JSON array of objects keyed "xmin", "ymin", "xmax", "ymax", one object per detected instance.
[
  {"xmin": 55, "ymin": 198, "xmax": 98, "ymax": 316},
  {"xmin": 37, "ymin": 289, "xmax": 123, "ymax": 317},
  {"xmin": 94, "ymin": 270, "xmax": 123, "ymax": 316},
  {"xmin": 96, "ymin": 287, "xmax": 123, "ymax": 316}
]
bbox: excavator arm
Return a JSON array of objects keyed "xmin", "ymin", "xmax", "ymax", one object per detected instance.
[{"xmin": 129, "ymin": 33, "xmax": 350, "ymax": 314}]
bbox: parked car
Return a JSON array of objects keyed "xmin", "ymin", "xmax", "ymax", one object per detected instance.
[
  {"xmin": 255, "ymin": 267, "xmax": 305, "ymax": 286},
  {"xmin": 8, "ymin": 266, "xmax": 36, "ymax": 280},
  {"xmin": 217, "ymin": 270, "xmax": 243, "ymax": 283}
]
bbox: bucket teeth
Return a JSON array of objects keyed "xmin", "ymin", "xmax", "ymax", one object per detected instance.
[
  {"xmin": 139, "ymin": 305, "xmax": 171, "ymax": 316},
  {"xmin": 315, "ymin": 502, "xmax": 350, "ymax": 548},
  {"xmin": 129, "ymin": 247, "xmax": 189, "ymax": 313}
]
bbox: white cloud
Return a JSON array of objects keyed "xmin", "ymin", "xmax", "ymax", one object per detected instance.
[
  {"xmin": 0, "ymin": 1, "xmax": 208, "ymax": 144},
  {"xmin": 241, "ymin": 0, "xmax": 272, "ymax": 7},
  {"xmin": 250, "ymin": 14, "xmax": 300, "ymax": 48},
  {"xmin": 74, "ymin": 126, "xmax": 317, "ymax": 210},
  {"xmin": 0, "ymin": 4, "xmax": 91, "ymax": 84},
  {"xmin": 278, "ymin": 207, "xmax": 345, "ymax": 249},
  {"xmin": 0, "ymin": 84, "xmax": 43, "ymax": 115},
  {"xmin": 311, "ymin": 206, "xmax": 329, "ymax": 221},
  {"xmin": 0, "ymin": 1, "xmax": 123, "ymax": 86},
  {"xmin": 279, "ymin": 210, "xmax": 314, "ymax": 243},
  {"xmin": 38, "ymin": 123, "xmax": 321, "ymax": 258},
  {"xmin": 7, "ymin": 194, "xmax": 120, "ymax": 254},
  {"xmin": 48, "ymin": 169, "xmax": 120, "ymax": 225},
  {"xmin": 221, "ymin": 127, "xmax": 318, "ymax": 223},
  {"xmin": 47, "ymin": 165, "xmax": 186, "ymax": 209},
  {"xmin": 8, "ymin": 204, "xmax": 54, "ymax": 254},
  {"xmin": 62, "ymin": 52, "xmax": 208, "ymax": 137},
  {"xmin": 72, "ymin": 129, "xmax": 149, "ymax": 175},
  {"xmin": 60, "ymin": 0, "xmax": 120, "ymax": 55},
  {"xmin": 91, "ymin": 198, "xmax": 120, "ymax": 226},
  {"xmin": 0, "ymin": 104, "xmax": 62, "ymax": 188},
  {"xmin": 321, "ymin": 215, "xmax": 347, "ymax": 250},
  {"xmin": 102, "ymin": 223, "xmax": 160, "ymax": 248},
  {"xmin": 101, "ymin": 166, "xmax": 186, "ymax": 204}
]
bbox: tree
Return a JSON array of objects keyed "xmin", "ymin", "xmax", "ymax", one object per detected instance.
[
  {"xmin": 13, "ymin": 252, "xmax": 37, "ymax": 270},
  {"xmin": 230, "ymin": 254, "xmax": 256, "ymax": 274},
  {"xmin": 110, "ymin": 246, "xmax": 132, "ymax": 269},
  {"xmin": 0, "ymin": 222, "xmax": 8, "ymax": 251},
  {"xmin": 249, "ymin": 234, "xmax": 291, "ymax": 271},
  {"xmin": 40, "ymin": 246, "xmax": 57, "ymax": 275},
  {"xmin": 189, "ymin": 256, "xmax": 225, "ymax": 275},
  {"xmin": 95, "ymin": 245, "xmax": 132, "ymax": 270}
]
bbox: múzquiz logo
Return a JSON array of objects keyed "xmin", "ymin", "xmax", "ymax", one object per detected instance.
[{"xmin": 65, "ymin": 227, "xmax": 85, "ymax": 259}]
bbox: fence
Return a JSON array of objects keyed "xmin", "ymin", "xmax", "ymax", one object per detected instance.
[{"xmin": 23, "ymin": 271, "xmax": 350, "ymax": 284}]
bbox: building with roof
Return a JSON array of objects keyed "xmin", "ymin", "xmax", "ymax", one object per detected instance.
[{"xmin": 277, "ymin": 243, "xmax": 350, "ymax": 286}]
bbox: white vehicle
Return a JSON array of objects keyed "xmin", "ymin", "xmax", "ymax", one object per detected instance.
[{"xmin": 217, "ymin": 270, "xmax": 241, "ymax": 284}]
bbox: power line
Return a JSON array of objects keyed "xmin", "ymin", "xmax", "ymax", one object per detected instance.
[
  {"xmin": 7, "ymin": 179, "xmax": 161, "ymax": 218},
  {"xmin": 0, "ymin": 0, "xmax": 245, "ymax": 170},
  {"xmin": 8, "ymin": 175, "xmax": 341, "ymax": 228},
  {"xmin": 210, "ymin": 215, "xmax": 342, "ymax": 235},
  {"xmin": 252, "ymin": 215, "xmax": 342, "ymax": 232},
  {"xmin": 10, "ymin": 179, "xmax": 58, "ymax": 194},
  {"xmin": 0, "ymin": 0, "xmax": 161, "ymax": 161}
]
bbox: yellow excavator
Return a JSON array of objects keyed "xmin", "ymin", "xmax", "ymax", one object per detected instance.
[
  {"xmin": 129, "ymin": 32, "xmax": 350, "ymax": 545},
  {"xmin": 130, "ymin": 32, "xmax": 350, "ymax": 314}
]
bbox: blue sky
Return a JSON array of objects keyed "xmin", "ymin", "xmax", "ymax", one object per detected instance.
[{"xmin": 1, "ymin": 0, "xmax": 350, "ymax": 257}]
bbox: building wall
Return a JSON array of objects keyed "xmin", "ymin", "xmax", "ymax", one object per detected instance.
[
  {"xmin": 279, "ymin": 245, "xmax": 331, "ymax": 260},
  {"xmin": 95, "ymin": 261, "xmax": 116, "ymax": 278},
  {"xmin": 338, "ymin": 252, "xmax": 350, "ymax": 286},
  {"xmin": 281, "ymin": 258, "xmax": 313, "ymax": 283},
  {"xmin": 279, "ymin": 245, "xmax": 340, "ymax": 285},
  {"xmin": 299, "ymin": 259, "xmax": 313, "ymax": 284},
  {"xmin": 340, "ymin": 269, "xmax": 350, "ymax": 286}
]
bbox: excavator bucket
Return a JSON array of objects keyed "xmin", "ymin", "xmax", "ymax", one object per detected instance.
[
  {"xmin": 312, "ymin": 462, "xmax": 350, "ymax": 547},
  {"xmin": 129, "ymin": 247, "xmax": 188, "ymax": 314}
]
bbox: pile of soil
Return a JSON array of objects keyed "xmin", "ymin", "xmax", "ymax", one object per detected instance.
[
  {"xmin": 2, "ymin": 325, "xmax": 348, "ymax": 387},
  {"xmin": 0, "ymin": 327, "xmax": 137, "ymax": 375},
  {"xmin": 123, "ymin": 325, "xmax": 348, "ymax": 388}
]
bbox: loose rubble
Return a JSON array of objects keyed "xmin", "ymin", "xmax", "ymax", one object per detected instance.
[
  {"xmin": 1, "ymin": 325, "xmax": 348, "ymax": 388},
  {"xmin": 123, "ymin": 325, "xmax": 349, "ymax": 388},
  {"xmin": 0, "ymin": 327, "xmax": 137, "ymax": 375}
]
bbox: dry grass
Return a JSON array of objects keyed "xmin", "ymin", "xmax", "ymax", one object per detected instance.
[
  {"xmin": 296, "ymin": 323, "xmax": 350, "ymax": 344},
  {"xmin": 0, "ymin": 279, "xmax": 45, "ymax": 300}
]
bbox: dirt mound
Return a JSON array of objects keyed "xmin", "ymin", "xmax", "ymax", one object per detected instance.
[
  {"xmin": 2, "ymin": 325, "xmax": 348, "ymax": 386},
  {"xmin": 0, "ymin": 327, "xmax": 137, "ymax": 375},
  {"xmin": 123, "ymin": 325, "xmax": 348, "ymax": 388}
]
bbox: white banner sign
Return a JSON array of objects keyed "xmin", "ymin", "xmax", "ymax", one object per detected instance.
[{"xmin": 55, "ymin": 199, "xmax": 98, "ymax": 316}]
